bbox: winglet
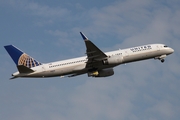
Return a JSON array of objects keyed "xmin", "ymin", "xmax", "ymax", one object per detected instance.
[{"xmin": 80, "ymin": 32, "xmax": 88, "ymax": 40}]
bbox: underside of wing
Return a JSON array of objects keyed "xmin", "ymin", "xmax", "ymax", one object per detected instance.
[{"xmin": 68, "ymin": 72, "xmax": 86, "ymax": 77}]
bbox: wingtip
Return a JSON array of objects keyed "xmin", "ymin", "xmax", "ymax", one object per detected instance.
[
  {"xmin": 10, "ymin": 76, "xmax": 17, "ymax": 80},
  {"xmin": 80, "ymin": 32, "xmax": 88, "ymax": 40}
]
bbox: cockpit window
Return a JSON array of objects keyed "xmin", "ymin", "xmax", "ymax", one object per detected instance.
[{"xmin": 164, "ymin": 45, "xmax": 168, "ymax": 47}]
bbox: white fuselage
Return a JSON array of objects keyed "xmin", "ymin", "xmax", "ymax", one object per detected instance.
[{"xmin": 12, "ymin": 44, "xmax": 174, "ymax": 78}]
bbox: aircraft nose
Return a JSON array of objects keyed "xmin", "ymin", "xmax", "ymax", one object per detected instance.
[{"xmin": 169, "ymin": 48, "xmax": 174, "ymax": 54}]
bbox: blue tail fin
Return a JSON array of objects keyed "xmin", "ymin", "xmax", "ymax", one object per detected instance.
[{"xmin": 4, "ymin": 45, "xmax": 42, "ymax": 68}]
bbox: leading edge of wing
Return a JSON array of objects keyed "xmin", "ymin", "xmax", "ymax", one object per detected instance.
[{"xmin": 80, "ymin": 32, "xmax": 107, "ymax": 61}]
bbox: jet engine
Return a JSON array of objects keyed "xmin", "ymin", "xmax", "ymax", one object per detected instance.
[
  {"xmin": 154, "ymin": 54, "xmax": 167, "ymax": 63},
  {"xmin": 88, "ymin": 68, "xmax": 114, "ymax": 77},
  {"xmin": 103, "ymin": 55, "xmax": 123, "ymax": 65}
]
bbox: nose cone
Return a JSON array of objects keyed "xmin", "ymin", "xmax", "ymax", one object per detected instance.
[{"xmin": 169, "ymin": 48, "xmax": 174, "ymax": 54}]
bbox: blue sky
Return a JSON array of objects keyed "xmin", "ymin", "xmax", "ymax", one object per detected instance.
[{"xmin": 0, "ymin": 0, "xmax": 180, "ymax": 120}]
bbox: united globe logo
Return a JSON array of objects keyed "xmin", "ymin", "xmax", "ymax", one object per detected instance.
[{"xmin": 18, "ymin": 53, "xmax": 41, "ymax": 68}]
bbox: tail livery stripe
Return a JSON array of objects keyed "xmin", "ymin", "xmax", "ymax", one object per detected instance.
[{"xmin": 4, "ymin": 45, "xmax": 41, "ymax": 68}]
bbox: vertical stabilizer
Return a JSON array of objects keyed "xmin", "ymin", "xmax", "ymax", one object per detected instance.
[{"xmin": 4, "ymin": 45, "xmax": 42, "ymax": 68}]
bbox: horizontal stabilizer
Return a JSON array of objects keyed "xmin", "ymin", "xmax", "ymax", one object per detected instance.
[{"xmin": 17, "ymin": 65, "xmax": 34, "ymax": 73}]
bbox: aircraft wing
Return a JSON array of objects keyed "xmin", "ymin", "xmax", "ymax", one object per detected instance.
[{"xmin": 80, "ymin": 32, "xmax": 107, "ymax": 69}]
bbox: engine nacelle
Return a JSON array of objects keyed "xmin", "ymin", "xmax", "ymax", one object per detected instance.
[
  {"xmin": 103, "ymin": 55, "xmax": 123, "ymax": 65},
  {"xmin": 155, "ymin": 54, "xmax": 167, "ymax": 60},
  {"xmin": 88, "ymin": 68, "xmax": 114, "ymax": 77}
]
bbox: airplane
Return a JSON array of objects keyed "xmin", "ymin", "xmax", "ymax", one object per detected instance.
[{"xmin": 4, "ymin": 32, "xmax": 174, "ymax": 79}]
